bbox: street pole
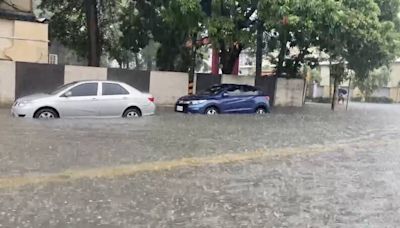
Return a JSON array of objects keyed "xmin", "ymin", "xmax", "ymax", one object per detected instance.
[
  {"xmin": 255, "ymin": 19, "xmax": 263, "ymax": 78},
  {"xmin": 188, "ymin": 34, "xmax": 197, "ymax": 95},
  {"xmin": 84, "ymin": 0, "xmax": 101, "ymax": 67},
  {"xmin": 346, "ymin": 76, "xmax": 352, "ymax": 111}
]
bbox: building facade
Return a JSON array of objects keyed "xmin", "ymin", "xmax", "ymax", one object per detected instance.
[
  {"xmin": 0, "ymin": 0, "xmax": 48, "ymax": 63},
  {"xmin": 315, "ymin": 61, "xmax": 400, "ymax": 102}
]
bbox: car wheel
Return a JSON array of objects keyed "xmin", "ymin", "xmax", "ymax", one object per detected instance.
[
  {"xmin": 255, "ymin": 107, "xmax": 267, "ymax": 115},
  {"xmin": 34, "ymin": 108, "xmax": 59, "ymax": 119},
  {"xmin": 123, "ymin": 107, "xmax": 142, "ymax": 118},
  {"xmin": 205, "ymin": 106, "xmax": 219, "ymax": 115}
]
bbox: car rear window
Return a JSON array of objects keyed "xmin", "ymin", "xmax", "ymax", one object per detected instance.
[{"xmin": 102, "ymin": 83, "xmax": 129, "ymax": 95}]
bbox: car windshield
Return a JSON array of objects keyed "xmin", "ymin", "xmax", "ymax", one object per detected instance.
[
  {"xmin": 49, "ymin": 82, "xmax": 78, "ymax": 95},
  {"xmin": 199, "ymin": 85, "xmax": 225, "ymax": 95}
]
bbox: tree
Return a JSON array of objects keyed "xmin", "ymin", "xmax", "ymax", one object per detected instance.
[
  {"xmin": 353, "ymin": 66, "xmax": 391, "ymax": 99},
  {"xmin": 207, "ymin": 0, "xmax": 258, "ymax": 74},
  {"xmin": 39, "ymin": 0, "xmax": 121, "ymax": 66},
  {"xmin": 120, "ymin": 0, "xmax": 204, "ymax": 72}
]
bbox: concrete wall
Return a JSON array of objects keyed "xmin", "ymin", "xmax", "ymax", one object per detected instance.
[
  {"xmin": 0, "ymin": 19, "xmax": 14, "ymax": 61},
  {"xmin": 221, "ymin": 75, "xmax": 255, "ymax": 86},
  {"xmin": 0, "ymin": 62, "xmax": 308, "ymax": 107},
  {"xmin": 312, "ymin": 84, "xmax": 324, "ymax": 98},
  {"xmin": 149, "ymin": 71, "xmax": 188, "ymax": 105},
  {"xmin": 389, "ymin": 87, "xmax": 400, "ymax": 102},
  {"xmin": 0, "ymin": 60, "xmax": 15, "ymax": 105},
  {"xmin": 389, "ymin": 62, "xmax": 400, "ymax": 88},
  {"xmin": 0, "ymin": 19, "xmax": 48, "ymax": 63},
  {"xmin": 372, "ymin": 88, "xmax": 391, "ymax": 98},
  {"xmin": 64, "ymin": 65, "xmax": 107, "ymax": 83},
  {"xmin": 275, "ymin": 78, "xmax": 305, "ymax": 107},
  {"xmin": 320, "ymin": 64, "xmax": 330, "ymax": 87}
]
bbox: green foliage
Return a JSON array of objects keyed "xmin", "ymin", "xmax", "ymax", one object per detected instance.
[
  {"xmin": 207, "ymin": 0, "xmax": 258, "ymax": 73},
  {"xmin": 39, "ymin": 0, "xmax": 400, "ymax": 78},
  {"xmin": 310, "ymin": 69, "xmax": 322, "ymax": 83},
  {"xmin": 39, "ymin": 0, "xmax": 121, "ymax": 63},
  {"xmin": 258, "ymin": 0, "xmax": 400, "ymax": 80},
  {"xmin": 351, "ymin": 97, "xmax": 363, "ymax": 102},
  {"xmin": 352, "ymin": 96, "xmax": 394, "ymax": 103},
  {"xmin": 353, "ymin": 66, "xmax": 391, "ymax": 98},
  {"xmin": 120, "ymin": 0, "xmax": 204, "ymax": 72},
  {"xmin": 311, "ymin": 97, "xmax": 332, "ymax": 104},
  {"xmin": 366, "ymin": 96, "xmax": 394, "ymax": 103}
]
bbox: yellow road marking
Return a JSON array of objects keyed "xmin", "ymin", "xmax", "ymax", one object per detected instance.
[{"xmin": 0, "ymin": 139, "xmax": 396, "ymax": 190}]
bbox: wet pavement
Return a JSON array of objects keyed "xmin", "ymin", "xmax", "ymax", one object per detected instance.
[{"xmin": 0, "ymin": 103, "xmax": 400, "ymax": 227}]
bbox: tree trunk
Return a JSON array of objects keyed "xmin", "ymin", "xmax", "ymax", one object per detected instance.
[
  {"xmin": 84, "ymin": 0, "xmax": 101, "ymax": 67},
  {"xmin": 276, "ymin": 26, "xmax": 288, "ymax": 77},
  {"xmin": 219, "ymin": 42, "xmax": 243, "ymax": 74},
  {"xmin": 331, "ymin": 75, "xmax": 338, "ymax": 111},
  {"xmin": 255, "ymin": 20, "xmax": 263, "ymax": 78}
]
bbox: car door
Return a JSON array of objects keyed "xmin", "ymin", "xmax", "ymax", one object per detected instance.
[
  {"xmin": 237, "ymin": 85, "xmax": 259, "ymax": 113},
  {"xmin": 56, "ymin": 82, "xmax": 101, "ymax": 117},
  {"xmin": 220, "ymin": 85, "xmax": 243, "ymax": 113},
  {"xmin": 97, "ymin": 82, "xmax": 131, "ymax": 116}
]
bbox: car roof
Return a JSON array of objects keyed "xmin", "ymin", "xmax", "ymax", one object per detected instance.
[
  {"xmin": 72, "ymin": 80, "xmax": 124, "ymax": 84},
  {"xmin": 215, "ymin": 83, "xmax": 256, "ymax": 88}
]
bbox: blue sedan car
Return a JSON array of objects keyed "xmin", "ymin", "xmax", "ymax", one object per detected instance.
[{"xmin": 175, "ymin": 84, "xmax": 270, "ymax": 115}]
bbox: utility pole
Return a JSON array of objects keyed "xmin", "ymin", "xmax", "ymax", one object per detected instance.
[
  {"xmin": 189, "ymin": 34, "xmax": 197, "ymax": 84},
  {"xmin": 84, "ymin": 0, "xmax": 101, "ymax": 67},
  {"xmin": 346, "ymin": 76, "xmax": 352, "ymax": 111},
  {"xmin": 255, "ymin": 19, "xmax": 263, "ymax": 78}
]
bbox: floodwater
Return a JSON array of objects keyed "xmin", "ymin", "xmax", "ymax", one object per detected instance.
[{"xmin": 0, "ymin": 103, "xmax": 399, "ymax": 227}]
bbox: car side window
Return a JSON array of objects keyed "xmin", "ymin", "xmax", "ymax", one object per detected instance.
[
  {"xmin": 240, "ymin": 86, "xmax": 259, "ymax": 96},
  {"xmin": 226, "ymin": 86, "xmax": 241, "ymax": 96},
  {"xmin": 102, "ymin": 83, "xmax": 129, "ymax": 96},
  {"xmin": 68, "ymin": 83, "xmax": 98, "ymax": 97}
]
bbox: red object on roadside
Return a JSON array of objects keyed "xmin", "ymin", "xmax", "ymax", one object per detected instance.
[
  {"xmin": 148, "ymin": 97, "xmax": 155, "ymax": 102},
  {"xmin": 232, "ymin": 57, "xmax": 239, "ymax": 75},
  {"xmin": 211, "ymin": 49, "xmax": 219, "ymax": 75}
]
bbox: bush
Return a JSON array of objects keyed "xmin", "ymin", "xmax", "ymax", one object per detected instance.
[
  {"xmin": 351, "ymin": 96, "xmax": 393, "ymax": 103},
  {"xmin": 311, "ymin": 97, "xmax": 331, "ymax": 103},
  {"xmin": 351, "ymin": 97, "xmax": 362, "ymax": 102},
  {"xmin": 365, "ymin": 97, "xmax": 393, "ymax": 103}
]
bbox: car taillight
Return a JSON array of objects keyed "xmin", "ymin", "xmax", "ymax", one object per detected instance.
[
  {"xmin": 265, "ymin": 96, "xmax": 270, "ymax": 101},
  {"xmin": 148, "ymin": 97, "xmax": 155, "ymax": 102}
]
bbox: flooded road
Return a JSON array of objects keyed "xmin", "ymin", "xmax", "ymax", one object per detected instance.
[{"xmin": 0, "ymin": 103, "xmax": 400, "ymax": 227}]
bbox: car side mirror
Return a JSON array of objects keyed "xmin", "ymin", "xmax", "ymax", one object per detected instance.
[{"xmin": 63, "ymin": 91, "xmax": 72, "ymax": 97}]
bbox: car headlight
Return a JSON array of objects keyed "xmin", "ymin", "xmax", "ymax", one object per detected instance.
[
  {"xmin": 190, "ymin": 100, "xmax": 207, "ymax": 105},
  {"xmin": 16, "ymin": 101, "xmax": 32, "ymax": 107}
]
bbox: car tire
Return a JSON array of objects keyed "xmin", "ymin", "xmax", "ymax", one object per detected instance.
[
  {"xmin": 204, "ymin": 106, "xmax": 219, "ymax": 115},
  {"xmin": 123, "ymin": 107, "xmax": 142, "ymax": 118},
  {"xmin": 255, "ymin": 107, "xmax": 268, "ymax": 115},
  {"xmin": 34, "ymin": 108, "xmax": 59, "ymax": 119}
]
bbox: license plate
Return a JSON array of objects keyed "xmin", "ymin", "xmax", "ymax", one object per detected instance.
[{"xmin": 176, "ymin": 105, "xmax": 184, "ymax": 112}]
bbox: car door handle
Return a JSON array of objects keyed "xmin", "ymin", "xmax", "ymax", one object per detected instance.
[
  {"xmin": 122, "ymin": 97, "xmax": 128, "ymax": 100},
  {"xmin": 92, "ymin": 98, "xmax": 98, "ymax": 101}
]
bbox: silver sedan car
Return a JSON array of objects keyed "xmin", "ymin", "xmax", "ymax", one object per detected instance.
[{"xmin": 11, "ymin": 80, "xmax": 156, "ymax": 119}]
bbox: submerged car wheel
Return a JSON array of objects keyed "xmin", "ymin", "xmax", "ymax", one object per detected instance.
[
  {"xmin": 123, "ymin": 107, "xmax": 142, "ymax": 118},
  {"xmin": 205, "ymin": 106, "xmax": 219, "ymax": 115},
  {"xmin": 34, "ymin": 108, "xmax": 59, "ymax": 119},
  {"xmin": 255, "ymin": 107, "xmax": 268, "ymax": 115}
]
